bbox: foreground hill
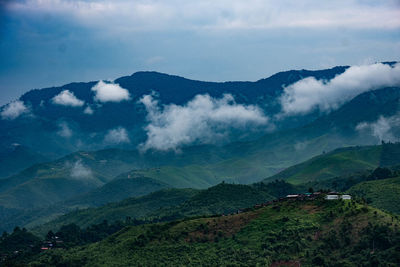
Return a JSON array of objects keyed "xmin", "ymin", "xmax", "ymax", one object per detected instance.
[
  {"xmin": 31, "ymin": 188, "xmax": 199, "ymax": 235},
  {"xmin": 265, "ymin": 142, "xmax": 400, "ymax": 184},
  {"xmin": 32, "ymin": 183, "xmax": 279, "ymax": 236},
  {"xmin": 28, "ymin": 199, "xmax": 400, "ymax": 266}
]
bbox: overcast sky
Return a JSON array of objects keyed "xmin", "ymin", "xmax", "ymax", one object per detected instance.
[{"xmin": 0, "ymin": 0, "xmax": 399, "ymax": 105}]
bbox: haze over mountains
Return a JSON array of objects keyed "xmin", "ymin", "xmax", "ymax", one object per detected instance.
[{"xmin": 0, "ymin": 62, "xmax": 400, "ymax": 234}]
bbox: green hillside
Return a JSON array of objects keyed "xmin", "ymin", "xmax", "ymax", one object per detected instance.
[
  {"xmin": 28, "ymin": 199, "xmax": 400, "ymax": 266},
  {"xmin": 64, "ymin": 176, "xmax": 170, "ymax": 208},
  {"xmin": 32, "ymin": 188, "xmax": 199, "ymax": 235},
  {"xmin": 0, "ymin": 145, "xmax": 49, "ymax": 179},
  {"xmin": 156, "ymin": 183, "xmax": 275, "ymax": 219},
  {"xmin": 6, "ymin": 85, "xmax": 394, "ymax": 210},
  {"xmin": 265, "ymin": 143, "xmax": 400, "ymax": 184},
  {"xmin": 0, "ymin": 169, "xmax": 108, "ymax": 210},
  {"xmin": 32, "ymin": 183, "xmax": 277, "ymax": 236},
  {"xmin": 0, "ymin": 127, "xmax": 354, "ymax": 219},
  {"xmin": 0, "ymin": 177, "xmax": 170, "ymax": 233},
  {"xmin": 4, "ymin": 88, "xmax": 397, "ymax": 212},
  {"xmin": 348, "ymin": 176, "xmax": 400, "ymax": 214}
]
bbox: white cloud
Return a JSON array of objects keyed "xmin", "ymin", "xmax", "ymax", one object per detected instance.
[
  {"xmin": 52, "ymin": 90, "xmax": 85, "ymax": 107},
  {"xmin": 139, "ymin": 93, "xmax": 269, "ymax": 151},
  {"xmin": 7, "ymin": 1, "xmax": 400, "ymax": 32},
  {"xmin": 84, "ymin": 106, "xmax": 94, "ymax": 115},
  {"xmin": 356, "ymin": 114, "xmax": 400, "ymax": 143},
  {"xmin": 104, "ymin": 127, "xmax": 130, "ymax": 144},
  {"xmin": 1, "ymin": 100, "xmax": 29, "ymax": 120},
  {"xmin": 294, "ymin": 141, "xmax": 309, "ymax": 151},
  {"xmin": 91, "ymin": 81, "xmax": 130, "ymax": 103},
  {"xmin": 57, "ymin": 122, "xmax": 73, "ymax": 138},
  {"xmin": 70, "ymin": 160, "xmax": 93, "ymax": 179},
  {"xmin": 280, "ymin": 63, "xmax": 400, "ymax": 116}
]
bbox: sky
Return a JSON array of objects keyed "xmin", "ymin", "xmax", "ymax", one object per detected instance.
[{"xmin": 0, "ymin": 0, "xmax": 399, "ymax": 106}]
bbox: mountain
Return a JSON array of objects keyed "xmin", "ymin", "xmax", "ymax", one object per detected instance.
[
  {"xmin": 64, "ymin": 176, "xmax": 171, "ymax": 208},
  {"xmin": 0, "ymin": 67, "xmax": 349, "ymax": 170},
  {"xmin": 1, "ymin": 64, "xmax": 400, "ymax": 235},
  {"xmin": 0, "ymin": 144, "xmax": 48, "ymax": 179},
  {"xmin": 1, "ymin": 84, "xmax": 399, "ymax": 229},
  {"xmin": 264, "ymin": 143, "xmax": 400, "ymax": 184},
  {"xmin": 27, "ymin": 198, "xmax": 400, "ymax": 266},
  {"xmin": 0, "ymin": 157, "xmax": 110, "ymax": 210}
]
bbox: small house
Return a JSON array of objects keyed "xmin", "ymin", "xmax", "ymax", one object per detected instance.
[{"xmin": 341, "ymin": 195, "xmax": 352, "ymax": 200}]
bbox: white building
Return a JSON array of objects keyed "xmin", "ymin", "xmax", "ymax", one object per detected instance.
[
  {"xmin": 325, "ymin": 195, "xmax": 339, "ymax": 200},
  {"xmin": 341, "ymin": 195, "xmax": 352, "ymax": 200}
]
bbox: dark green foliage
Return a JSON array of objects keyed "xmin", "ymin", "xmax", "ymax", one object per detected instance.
[
  {"xmin": 54, "ymin": 220, "xmax": 128, "ymax": 247},
  {"xmin": 0, "ymin": 227, "xmax": 40, "ymax": 253},
  {"xmin": 257, "ymin": 179, "xmax": 305, "ymax": 198},
  {"xmin": 380, "ymin": 142, "xmax": 400, "ymax": 167},
  {"xmin": 26, "ymin": 200, "xmax": 400, "ymax": 266},
  {"xmin": 348, "ymin": 176, "xmax": 400, "ymax": 214},
  {"xmin": 0, "ymin": 227, "xmax": 41, "ymax": 266},
  {"xmin": 369, "ymin": 167, "xmax": 393, "ymax": 180}
]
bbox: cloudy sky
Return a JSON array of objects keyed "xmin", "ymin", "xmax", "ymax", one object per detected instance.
[{"xmin": 0, "ymin": 0, "xmax": 399, "ymax": 105}]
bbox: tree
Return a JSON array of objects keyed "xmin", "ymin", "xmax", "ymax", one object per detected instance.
[
  {"xmin": 46, "ymin": 230, "xmax": 55, "ymax": 241},
  {"xmin": 369, "ymin": 167, "xmax": 392, "ymax": 180}
]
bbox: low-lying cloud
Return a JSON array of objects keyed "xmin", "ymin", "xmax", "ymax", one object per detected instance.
[
  {"xmin": 84, "ymin": 105, "xmax": 94, "ymax": 115},
  {"xmin": 139, "ymin": 93, "xmax": 269, "ymax": 151},
  {"xmin": 52, "ymin": 90, "xmax": 85, "ymax": 107},
  {"xmin": 356, "ymin": 114, "xmax": 400, "ymax": 143},
  {"xmin": 92, "ymin": 81, "xmax": 130, "ymax": 103},
  {"xmin": 57, "ymin": 122, "xmax": 73, "ymax": 138},
  {"xmin": 70, "ymin": 160, "xmax": 93, "ymax": 179},
  {"xmin": 104, "ymin": 127, "xmax": 130, "ymax": 144},
  {"xmin": 1, "ymin": 100, "xmax": 29, "ymax": 120},
  {"xmin": 280, "ymin": 63, "xmax": 400, "ymax": 116}
]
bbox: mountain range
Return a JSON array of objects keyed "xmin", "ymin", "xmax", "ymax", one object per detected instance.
[
  {"xmin": 0, "ymin": 64, "xmax": 365, "ymax": 177},
  {"xmin": 1, "ymin": 62, "xmax": 400, "ymax": 266},
  {"xmin": 0, "ymin": 62, "xmax": 399, "ymax": 232}
]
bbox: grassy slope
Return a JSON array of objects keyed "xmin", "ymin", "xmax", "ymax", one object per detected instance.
[
  {"xmin": 348, "ymin": 176, "xmax": 400, "ymax": 214},
  {"xmin": 265, "ymin": 145, "xmax": 384, "ymax": 184},
  {"xmin": 30, "ymin": 200, "xmax": 400, "ymax": 266}
]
